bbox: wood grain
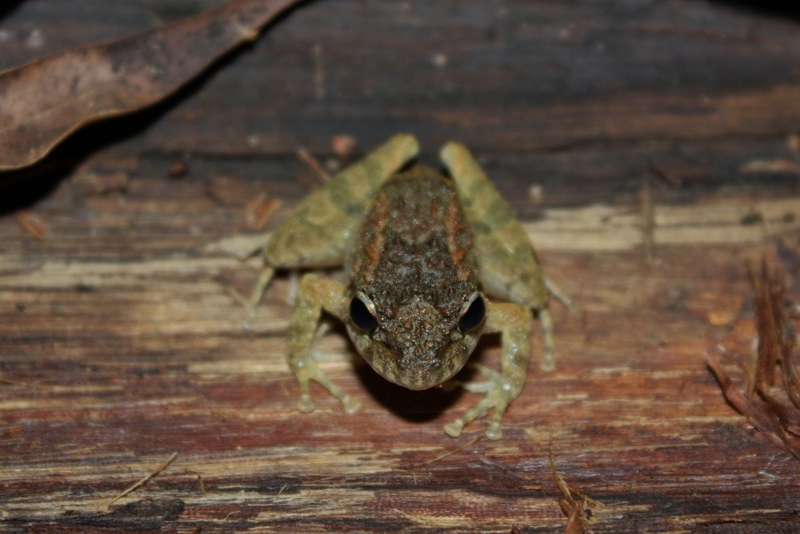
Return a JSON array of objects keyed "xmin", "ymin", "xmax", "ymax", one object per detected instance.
[{"xmin": 2, "ymin": 1, "xmax": 800, "ymax": 532}]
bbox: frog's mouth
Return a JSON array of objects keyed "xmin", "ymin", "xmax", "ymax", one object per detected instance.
[{"xmin": 346, "ymin": 322, "xmax": 480, "ymax": 390}]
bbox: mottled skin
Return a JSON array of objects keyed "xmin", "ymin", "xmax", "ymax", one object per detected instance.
[
  {"xmin": 247, "ymin": 134, "xmax": 555, "ymax": 440},
  {"xmin": 347, "ymin": 167, "xmax": 481, "ymax": 390}
]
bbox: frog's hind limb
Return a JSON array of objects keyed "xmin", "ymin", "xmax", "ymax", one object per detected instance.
[
  {"xmin": 539, "ymin": 277, "xmax": 578, "ymax": 372},
  {"xmin": 245, "ymin": 134, "xmax": 420, "ymax": 327},
  {"xmin": 440, "ymin": 141, "xmax": 556, "ymax": 372},
  {"xmin": 443, "ymin": 301, "xmax": 532, "ymax": 440},
  {"xmin": 246, "ymin": 266, "xmax": 276, "ymax": 327},
  {"xmin": 545, "ymin": 277, "xmax": 578, "ymax": 314},
  {"xmin": 286, "ymin": 273, "xmax": 361, "ymax": 415}
]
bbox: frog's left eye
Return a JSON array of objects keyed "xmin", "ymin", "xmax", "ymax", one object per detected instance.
[
  {"xmin": 458, "ymin": 294, "xmax": 486, "ymax": 332},
  {"xmin": 349, "ymin": 295, "xmax": 378, "ymax": 332}
]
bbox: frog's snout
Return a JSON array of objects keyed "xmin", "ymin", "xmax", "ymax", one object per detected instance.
[
  {"xmin": 382, "ymin": 300, "xmax": 469, "ymax": 389},
  {"xmin": 348, "ymin": 296, "xmax": 478, "ymax": 390}
]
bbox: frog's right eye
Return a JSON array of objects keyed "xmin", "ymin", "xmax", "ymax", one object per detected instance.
[
  {"xmin": 349, "ymin": 295, "xmax": 378, "ymax": 332},
  {"xmin": 458, "ymin": 294, "xmax": 486, "ymax": 332}
]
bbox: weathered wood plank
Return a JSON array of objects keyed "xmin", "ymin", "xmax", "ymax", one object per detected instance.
[
  {"xmin": 2, "ymin": 0, "xmax": 800, "ymax": 158},
  {"xmin": 3, "ymin": 0, "xmax": 800, "ymax": 215},
  {"xmin": 2, "ymin": 1, "xmax": 800, "ymax": 532},
  {"xmin": 2, "ymin": 168, "xmax": 800, "ymax": 531}
]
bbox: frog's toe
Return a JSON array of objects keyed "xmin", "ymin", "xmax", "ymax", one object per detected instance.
[
  {"xmin": 484, "ymin": 420, "xmax": 502, "ymax": 440},
  {"xmin": 444, "ymin": 398, "xmax": 491, "ymax": 439},
  {"xmin": 443, "ymin": 419, "xmax": 466, "ymax": 438},
  {"xmin": 341, "ymin": 396, "xmax": 361, "ymax": 415},
  {"xmin": 445, "ymin": 367, "xmax": 518, "ymax": 439},
  {"xmin": 444, "ymin": 402, "xmax": 504, "ymax": 440},
  {"xmin": 464, "ymin": 363, "xmax": 503, "ymax": 391},
  {"xmin": 297, "ymin": 394, "xmax": 315, "ymax": 413},
  {"xmin": 313, "ymin": 375, "xmax": 361, "ymax": 415}
]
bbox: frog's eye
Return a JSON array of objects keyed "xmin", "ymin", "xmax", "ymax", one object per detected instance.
[
  {"xmin": 349, "ymin": 295, "xmax": 378, "ymax": 332},
  {"xmin": 458, "ymin": 294, "xmax": 486, "ymax": 332}
]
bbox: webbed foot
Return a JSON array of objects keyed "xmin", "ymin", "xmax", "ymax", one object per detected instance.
[{"xmin": 444, "ymin": 364, "xmax": 521, "ymax": 440}]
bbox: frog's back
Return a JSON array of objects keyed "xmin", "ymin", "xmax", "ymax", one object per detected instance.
[{"xmin": 348, "ymin": 165, "xmax": 479, "ymax": 321}]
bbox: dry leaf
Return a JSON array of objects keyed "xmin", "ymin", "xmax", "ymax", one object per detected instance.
[{"xmin": 0, "ymin": 0, "xmax": 303, "ymax": 171}]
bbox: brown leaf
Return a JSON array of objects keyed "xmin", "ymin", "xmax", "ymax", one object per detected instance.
[{"xmin": 0, "ymin": 0, "xmax": 303, "ymax": 171}]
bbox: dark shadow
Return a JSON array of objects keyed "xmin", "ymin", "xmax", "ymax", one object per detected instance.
[
  {"xmin": 711, "ymin": 0, "xmax": 800, "ymax": 21},
  {"xmin": 0, "ymin": 38, "xmax": 251, "ymax": 215},
  {"xmin": 0, "ymin": 0, "xmax": 26, "ymax": 21},
  {"xmin": 0, "ymin": 68, "xmax": 216, "ymax": 214},
  {"xmin": 356, "ymin": 364, "xmax": 464, "ymax": 424},
  {"xmin": 355, "ymin": 335, "xmax": 499, "ymax": 424},
  {"xmin": 0, "ymin": 0, "xmax": 314, "ymax": 215}
]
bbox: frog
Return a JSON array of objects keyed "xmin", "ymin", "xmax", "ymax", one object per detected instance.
[{"xmin": 246, "ymin": 134, "xmax": 560, "ymax": 440}]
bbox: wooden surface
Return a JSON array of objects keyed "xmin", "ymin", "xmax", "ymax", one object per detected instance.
[{"xmin": 2, "ymin": 1, "xmax": 800, "ymax": 532}]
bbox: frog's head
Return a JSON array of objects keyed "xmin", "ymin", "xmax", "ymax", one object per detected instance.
[{"xmin": 345, "ymin": 291, "xmax": 486, "ymax": 390}]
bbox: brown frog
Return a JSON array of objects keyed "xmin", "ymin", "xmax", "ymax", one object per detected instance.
[{"xmin": 247, "ymin": 134, "xmax": 560, "ymax": 439}]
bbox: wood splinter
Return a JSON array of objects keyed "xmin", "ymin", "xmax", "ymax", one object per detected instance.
[
  {"xmin": 101, "ymin": 452, "xmax": 179, "ymax": 511},
  {"xmin": 549, "ymin": 442, "xmax": 603, "ymax": 534},
  {"xmin": 706, "ymin": 258, "xmax": 800, "ymax": 459}
]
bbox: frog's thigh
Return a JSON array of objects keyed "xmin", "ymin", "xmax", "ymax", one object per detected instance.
[
  {"xmin": 248, "ymin": 134, "xmax": 420, "ymax": 320},
  {"xmin": 440, "ymin": 141, "xmax": 547, "ymax": 307},
  {"xmin": 444, "ymin": 301, "xmax": 532, "ymax": 440},
  {"xmin": 286, "ymin": 273, "xmax": 360, "ymax": 415},
  {"xmin": 266, "ymin": 134, "xmax": 419, "ymax": 269},
  {"xmin": 440, "ymin": 142, "xmax": 553, "ymax": 371}
]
